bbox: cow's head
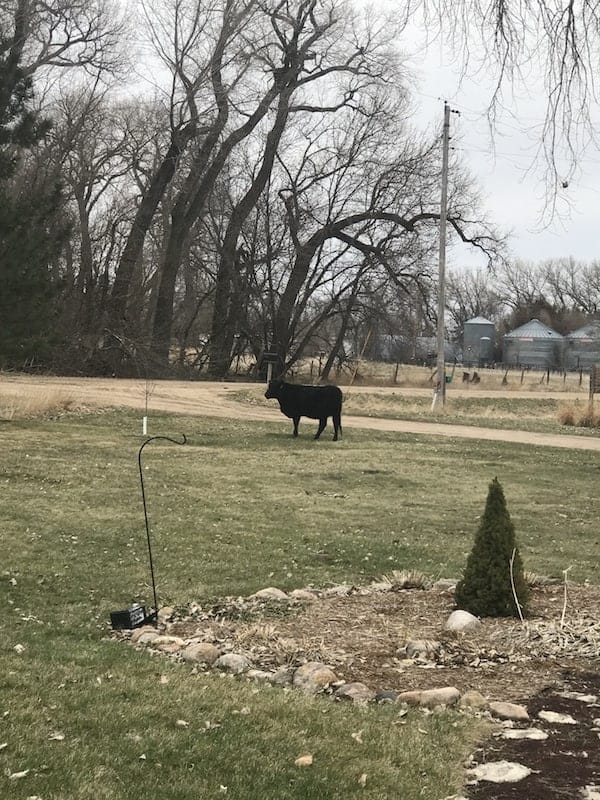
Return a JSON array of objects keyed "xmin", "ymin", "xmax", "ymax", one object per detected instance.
[{"xmin": 265, "ymin": 379, "xmax": 284, "ymax": 399}]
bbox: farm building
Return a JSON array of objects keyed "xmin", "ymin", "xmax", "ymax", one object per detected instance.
[
  {"xmin": 463, "ymin": 316, "xmax": 496, "ymax": 367},
  {"xmin": 502, "ymin": 319, "xmax": 564, "ymax": 369},
  {"xmin": 564, "ymin": 321, "xmax": 600, "ymax": 370}
]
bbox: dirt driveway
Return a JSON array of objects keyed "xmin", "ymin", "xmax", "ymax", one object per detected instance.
[{"xmin": 3, "ymin": 373, "xmax": 600, "ymax": 451}]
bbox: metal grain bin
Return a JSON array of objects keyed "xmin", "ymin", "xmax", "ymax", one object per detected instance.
[
  {"xmin": 502, "ymin": 319, "xmax": 564, "ymax": 369},
  {"xmin": 565, "ymin": 321, "xmax": 600, "ymax": 370},
  {"xmin": 463, "ymin": 316, "xmax": 496, "ymax": 366}
]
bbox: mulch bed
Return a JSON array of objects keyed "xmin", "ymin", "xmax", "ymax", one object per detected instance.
[{"xmin": 467, "ymin": 669, "xmax": 600, "ymax": 800}]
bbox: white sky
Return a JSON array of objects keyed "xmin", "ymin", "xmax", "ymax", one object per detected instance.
[{"xmin": 397, "ymin": 12, "xmax": 600, "ymax": 270}]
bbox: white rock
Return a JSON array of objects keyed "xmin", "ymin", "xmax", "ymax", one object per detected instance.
[
  {"xmin": 214, "ymin": 653, "xmax": 251, "ymax": 674},
  {"xmin": 369, "ymin": 581, "xmax": 394, "ymax": 592},
  {"xmin": 444, "ymin": 610, "xmax": 481, "ymax": 633},
  {"xmin": 468, "ymin": 760, "xmax": 533, "ymax": 783},
  {"xmin": 459, "ymin": 690, "xmax": 488, "ymax": 710},
  {"xmin": 137, "ymin": 631, "xmax": 160, "ymax": 645},
  {"xmin": 181, "ymin": 642, "xmax": 220, "ymax": 665},
  {"xmin": 246, "ymin": 669, "xmax": 275, "ymax": 682},
  {"xmin": 581, "ymin": 786, "xmax": 600, "ymax": 800},
  {"xmin": 398, "ymin": 687, "xmax": 460, "ymax": 708},
  {"xmin": 250, "ymin": 587, "xmax": 288, "ymax": 600},
  {"xmin": 158, "ymin": 606, "xmax": 175, "ymax": 622},
  {"xmin": 334, "ymin": 682, "xmax": 376, "ymax": 704},
  {"xmin": 293, "ymin": 662, "xmax": 337, "ymax": 693},
  {"xmin": 405, "ymin": 639, "xmax": 441, "ymax": 659},
  {"xmin": 500, "ymin": 728, "xmax": 548, "ymax": 741},
  {"xmin": 559, "ymin": 692, "xmax": 598, "ymax": 704},
  {"xmin": 489, "ymin": 702, "xmax": 530, "ymax": 722},
  {"xmin": 323, "ymin": 584, "xmax": 352, "ymax": 596},
  {"xmin": 289, "ymin": 589, "xmax": 317, "ymax": 601},
  {"xmin": 433, "ymin": 579, "xmax": 458, "ymax": 592},
  {"xmin": 151, "ymin": 635, "xmax": 185, "ymax": 647},
  {"xmin": 538, "ymin": 710, "xmax": 578, "ymax": 725},
  {"xmin": 130, "ymin": 625, "xmax": 158, "ymax": 643}
]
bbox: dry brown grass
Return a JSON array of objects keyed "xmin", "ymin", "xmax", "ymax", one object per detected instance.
[
  {"xmin": 557, "ymin": 401, "xmax": 600, "ymax": 428},
  {"xmin": 0, "ymin": 387, "xmax": 75, "ymax": 420},
  {"xmin": 291, "ymin": 359, "xmax": 587, "ymax": 392}
]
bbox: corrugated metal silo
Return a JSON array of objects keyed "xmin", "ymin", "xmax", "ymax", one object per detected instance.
[
  {"xmin": 565, "ymin": 321, "xmax": 600, "ymax": 370},
  {"xmin": 503, "ymin": 319, "xmax": 564, "ymax": 369},
  {"xmin": 463, "ymin": 316, "xmax": 496, "ymax": 366}
]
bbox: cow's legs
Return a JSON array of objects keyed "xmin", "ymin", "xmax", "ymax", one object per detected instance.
[
  {"xmin": 332, "ymin": 411, "xmax": 342, "ymax": 441},
  {"xmin": 292, "ymin": 416, "xmax": 300, "ymax": 437},
  {"xmin": 314, "ymin": 418, "xmax": 327, "ymax": 439}
]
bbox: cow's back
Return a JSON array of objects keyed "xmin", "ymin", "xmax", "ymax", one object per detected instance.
[{"xmin": 281, "ymin": 383, "xmax": 342, "ymax": 418}]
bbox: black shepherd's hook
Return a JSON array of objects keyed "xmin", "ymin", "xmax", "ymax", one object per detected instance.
[{"xmin": 137, "ymin": 434, "xmax": 187, "ymax": 623}]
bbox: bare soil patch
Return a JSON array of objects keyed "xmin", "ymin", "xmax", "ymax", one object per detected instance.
[{"xmin": 171, "ymin": 583, "xmax": 600, "ymax": 703}]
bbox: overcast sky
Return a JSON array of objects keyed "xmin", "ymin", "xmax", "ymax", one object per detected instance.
[{"xmin": 399, "ymin": 13, "xmax": 600, "ymax": 271}]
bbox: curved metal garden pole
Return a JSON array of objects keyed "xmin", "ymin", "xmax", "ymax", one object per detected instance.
[{"xmin": 137, "ymin": 434, "xmax": 187, "ymax": 623}]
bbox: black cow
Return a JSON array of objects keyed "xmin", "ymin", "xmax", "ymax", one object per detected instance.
[{"xmin": 264, "ymin": 380, "xmax": 342, "ymax": 440}]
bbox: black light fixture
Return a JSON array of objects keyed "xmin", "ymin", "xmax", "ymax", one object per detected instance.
[{"xmin": 110, "ymin": 434, "xmax": 187, "ymax": 630}]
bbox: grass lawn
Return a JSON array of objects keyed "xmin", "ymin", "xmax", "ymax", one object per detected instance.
[{"xmin": 2, "ymin": 408, "xmax": 599, "ymax": 799}]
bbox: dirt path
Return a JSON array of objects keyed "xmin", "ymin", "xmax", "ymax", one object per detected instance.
[{"xmin": 3, "ymin": 373, "xmax": 600, "ymax": 451}]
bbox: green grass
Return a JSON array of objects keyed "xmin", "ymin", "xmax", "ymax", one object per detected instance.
[{"xmin": 2, "ymin": 408, "xmax": 600, "ymax": 798}]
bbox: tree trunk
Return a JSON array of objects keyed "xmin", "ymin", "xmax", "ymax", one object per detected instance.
[
  {"xmin": 148, "ymin": 212, "xmax": 188, "ymax": 370},
  {"xmin": 321, "ymin": 280, "xmax": 361, "ymax": 381},
  {"xmin": 109, "ymin": 132, "xmax": 191, "ymax": 335}
]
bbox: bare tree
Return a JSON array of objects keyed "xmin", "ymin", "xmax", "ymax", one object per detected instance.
[
  {"xmin": 0, "ymin": 1, "xmax": 125, "ymax": 78},
  {"xmin": 446, "ymin": 266, "xmax": 503, "ymax": 338},
  {"xmin": 423, "ymin": 0, "xmax": 600, "ymax": 212},
  {"xmin": 266, "ymin": 93, "xmax": 502, "ymax": 371}
]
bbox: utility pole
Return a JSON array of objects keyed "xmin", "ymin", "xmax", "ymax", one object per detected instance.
[{"xmin": 432, "ymin": 101, "xmax": 455, "ymax": 409}]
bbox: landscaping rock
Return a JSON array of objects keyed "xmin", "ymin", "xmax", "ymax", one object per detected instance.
[
  {"xmin": 271, "ymin": 668, "xmax": 294, "ymax": 686},
  {"xmin": 158, "ymin": 606, "xmax": 175, "ymax": 623},
  {"xmin": 293, "ymin": 662, "xmax": 338, "ymax": 693},
  {"xmin": 467, "ymin": 760, "xmax": 533, "ymax": 783},
  {"xmin": 181, "ymin": 642, "xmax": 220, "ymax": 665},
  {"xmin": 444, "ymin": 610, "xmax": 481, "ymax": 633},
  {"xmin": 323, "ymin": 584, "xmax": 352, "ymax": 597},
  {"xmin": 375, "ymin": 690, "xmax": 399, "ymax": 704},
  {"xmin": 500, "ymin": 728, "xmax": 548, "ymax": 740},
  {"xmin": 289, "ymin": 589, "xmax": 317, "ymax": 601},
  {"xmin": 246, "ymin": 669, "xmax": 275, "ymax": 682},
  {"xmin": 130, "ymin": 626, "xmax": 158, "ymax": 644},
  {"xmin": 151, "ymin": 635, "xmax": 185, "ymax": 647},
  {"xmin": 582, "ymin": 787, "xmax": 600, "ymax": 800},
  {"xmin": 136, "ymin": 630, "xmax": 160, "ymax": 645},
  {"xmin": 489, "ymin": 701, "xmax": 530, "ymax": 722},
  {"xmin": 334, "ymin": 682, "xmax": 376, "ymax": 704},
  {"xmin": 155, "ymin": 641, "xmax": 182, "ymax": 654},
  {"xmin": 405, "ymin": 639, "xmax": 441, "ymax": 659},
  {"xmin": 459, "ymin": 690, "xmax": 488, "ymax": 710},
  {"xmin": 214, "ymin": 653, "xmax": 251, "ymax": 674},
  {"xmin": 397, "ymin": 687, "xmax": 460, "ymax": 708},
  {"xmin": 370, "ymin": 581, "xmax": 394, "ymax": 592},
  {"xmin": 250, "ymin": 587, "xmax": 289, "ymax": 601},
  {"xmin": 433, "ymin": 579, "xmax": 458, "ymax": 592},
  {"xmin": 538, "ymin": 709, "xmax": 578, "ymax": 725}
]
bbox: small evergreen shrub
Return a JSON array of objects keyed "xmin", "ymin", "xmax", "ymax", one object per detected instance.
[{"xmin": 455, "ymin": 477, "xmax": 529, "ymax": 618}]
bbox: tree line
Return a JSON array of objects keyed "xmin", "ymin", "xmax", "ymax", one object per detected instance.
[{"xmin": 1, "ymin": 1, "xmax": 596, "ymax": 379}]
